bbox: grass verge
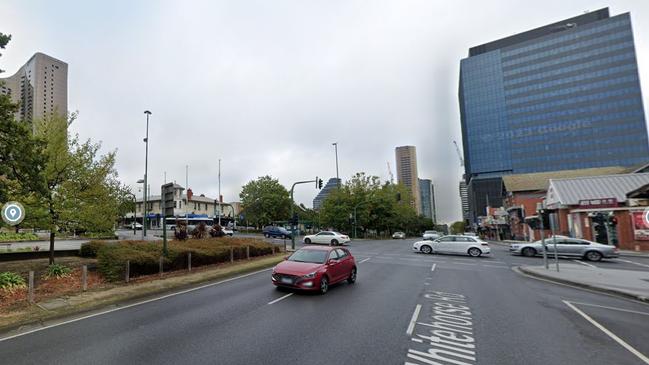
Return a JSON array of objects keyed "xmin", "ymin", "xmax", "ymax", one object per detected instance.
[{"xmin": 0, "ymin": 254, "xmax": 284, "ymax": 335}]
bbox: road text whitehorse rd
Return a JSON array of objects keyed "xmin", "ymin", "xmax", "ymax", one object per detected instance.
[{"xmin": 405, "ymin": 291, "xmax": 477, "ymax": 365}]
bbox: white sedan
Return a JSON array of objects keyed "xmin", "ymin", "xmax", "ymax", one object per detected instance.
[
  {"xmin": 413, "ymin": 235, "xmax": 490, "ymax": 257},
  {"xmin": 304, "ymin": 231, "xmax": 350, "ymax": 245}
]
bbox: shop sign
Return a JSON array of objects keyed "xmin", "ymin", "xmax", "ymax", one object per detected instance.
[
  {"xmin": 631, "ymin": 210, "xmax": 649, "ymax": 241},
  {"xmin": 578, "ymin": 198, "xmax": 617, "ymax": 209}
]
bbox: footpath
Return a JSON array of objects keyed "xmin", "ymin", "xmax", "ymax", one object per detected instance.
[{"xmin": 519, "ymin": 264, "xmax": 649, "ymax": 303}]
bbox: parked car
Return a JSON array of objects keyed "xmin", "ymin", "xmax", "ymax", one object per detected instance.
[
  {"xmin": 422, "ymin": 230, "xmax": 442, "ymax": 240},
  {"xmin": 303, "ymin": 231, "xmax": 350, "ymax": 245},
  {"xmin": 271, "ymin": 246, "xmax": 357, "ymax": 294},
  {"xmin": 392, "ymin": 231, "xmax": 406, "ymax": 239},
  {"xmin": 130, "ymin": 222, "xmax": 143, "ymax": 230},
  {"xmin": 263, "ymin": 226, "xmax": 292, "ymax": 239},
  {"xmin": 222, "ymin": 228, "xmax": 234, "ymax": 236},
  {"xmin": 509, "ymin": 236, "xmax": 618, "ymax": 261},
  {"xmin": 413, "ymin": 235, "xmax": 490, "ymax": 257}
]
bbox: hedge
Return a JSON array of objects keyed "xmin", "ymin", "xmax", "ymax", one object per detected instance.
[{"xmin": 96, "ymin": 237, "xmax": 278, "ymax": 282}]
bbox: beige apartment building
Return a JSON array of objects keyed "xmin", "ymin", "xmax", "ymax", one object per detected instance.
[
  {"xmin": 395, "ymin": 145, "xmax": 422, "ymax": 214},
  {"xmin": 0, "ymin": 52, "xmax": 68, "ymax": 129}
]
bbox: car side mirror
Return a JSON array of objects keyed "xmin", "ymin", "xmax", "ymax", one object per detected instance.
[{"xmin": 284, "ymin": 256, "xmax": 289, "ymax": 260}]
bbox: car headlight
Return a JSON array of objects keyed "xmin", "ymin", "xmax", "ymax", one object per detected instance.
[{"xmin": 303, "ymin": 271, "xmax": 317, "ymax": 279}]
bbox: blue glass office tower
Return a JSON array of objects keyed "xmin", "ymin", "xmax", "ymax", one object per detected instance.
[{"xmin": 459, "ymin": 8, "xmax": 649, "ymax": 222}]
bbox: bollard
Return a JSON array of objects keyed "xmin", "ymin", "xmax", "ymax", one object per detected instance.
[
  {"xmin": 125, "ymin": 260, "xmax": 130, "ymax": 283},
  {"xmin": 28, "ymin": 271, "xmax": 34, "ymax": 304},
  {"xmin": 188, "ymin": 252, "xmax": 192, "ymax": 272},
  {"xmin": 230, "ymin": 247, "xmax": 234, "ymax": 263},
  {"xmin": 246, "ymin": 245, "xmax": 250, "ymax": 260},
  {"xmin": 82, "ymin": 265, "xmax": 88, "ymax": 292},
  {"xmin": 159, "ymin": 256, "xmax": 164, "ymax": 277}
]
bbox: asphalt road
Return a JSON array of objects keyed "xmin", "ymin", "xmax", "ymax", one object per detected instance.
[{"xmin": 1, "ymin": 239, "xmax": 648, "ymax": 364}]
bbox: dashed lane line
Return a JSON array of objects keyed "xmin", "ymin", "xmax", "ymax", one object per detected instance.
[
  {"xmin": 431, "ymin": 264, "xmax": 437, "ymax": 272},
  {"xmin": 267, "ymin": 293, "xmax": 293, "ymax": 305},
  {"xmin": 405, "ymin": 304, "xmax": 422, "ymax": 336},
  {"xmin": 572, "ymin": 259, "xmax": 596, "ymax": 268},
  {"xmin": 359, "ymin": 258, "xmax": 371, "ymax": 264},
  {"xmin": 563, "ymin": 300, "xmax": 649, "ymax": 364}
]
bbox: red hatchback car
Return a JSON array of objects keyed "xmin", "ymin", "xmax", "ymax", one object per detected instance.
[{"xmin": 272, "ymin": 246, "xmax": 357, "ymax": 294}]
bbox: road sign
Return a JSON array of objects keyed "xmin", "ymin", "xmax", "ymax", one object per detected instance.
[
  {"xmin": 2, "ymin": 201, "xmax": 25, "ymax": 226},
  {"xmin": 161, "ymin": 183, "xmax": 176, "ymax": 217}
]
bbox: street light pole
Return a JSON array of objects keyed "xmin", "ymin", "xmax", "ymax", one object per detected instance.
[
  {"xmin": 143, "ymin": 110, "xmax": 152, "ymax": 237},
  {"xmin": 332, "ymin": 142, "xmax": 339, "ymax": 188}
]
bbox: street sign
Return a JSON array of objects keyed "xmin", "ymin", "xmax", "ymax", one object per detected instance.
[
  {"xmin": 2, "ymin": 201, "xmax": 25, "ymax": 226},
  {"xmin": 161, "ymin": 183, "xmax": 176, "ymax": 217}
]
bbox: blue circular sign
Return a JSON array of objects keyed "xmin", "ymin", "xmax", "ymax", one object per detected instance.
[{"xmin": 2, "ymin": 202, "xmax": 25, "ymax": 226}]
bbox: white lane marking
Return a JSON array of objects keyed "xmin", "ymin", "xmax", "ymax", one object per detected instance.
[
  {"xmin": 431, "ymin": 264, "xmax": 437, "ymax": 272},
  {"xmin": 617, "ymin": 259, "xmax": 649, "ymax": 269},
  {"xmin": 359, "ymin": 258, "xmax": 371, "ymax": 264},
  {"xmin": 267, "ymin": 293, "xmax": 293, "ymax": 305},
  {"xmin": 572, "ymin": 259, "xmax": 596, "ymax": 268},
  {"xmin": 563, "ymin": 300, "xmax": 649, "ymax": 364},
  {"xmin": 0, "ymin": 267, "xmax": 273, "ymax": 342},
  {"xmin": 406, "ymin": 304, "xmax": 422, "ymax": 336},
  {"xmin": 568, "ymin": 301, "xmax": 649, "ymax": 316}
]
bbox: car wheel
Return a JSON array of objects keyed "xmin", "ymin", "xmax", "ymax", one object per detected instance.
[
  {"xmin": 282, "ymin": 234, "xmax": 288, "ymax": 239},
  {"xmin": 319, "ymin": 276, "xmax": 329, "ymax": 294},
  {"xmin": 304, "ymin": 238, "xmax": 311, "ymax": 244},
  {"xmin": 420, "ymin": 245, "xmax": 432, "ymax": 254},
  {"xmin": 468, "ymin": 247, "xmax": 482, "ymax": 257},
  {"xmin": 584, "ymin": 251, "xmax": 603, "ymax": 262},
  {"xmin": 264, "ymin": 233, "xmax": 270, "ymax": 238},
  {"xmin": 522, "ymin": 247, "xmax": 537, "ymax": 257},
  {"xmin": 331, "ymin": 239, "xmax": 339, "ymax": 246},
  {"xmin": 347, "ymin": 267, "xmax": 357, "ymax": 284}
]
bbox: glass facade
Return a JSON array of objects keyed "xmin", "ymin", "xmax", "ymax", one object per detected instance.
[{"xmin": 459, "ymin": 9, "xmax": 649, "ymax": 222}]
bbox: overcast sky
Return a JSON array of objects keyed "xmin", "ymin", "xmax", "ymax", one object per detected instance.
[{"xmin": 2, "ymin": 0, "xmax": 648, "ymax": 223}]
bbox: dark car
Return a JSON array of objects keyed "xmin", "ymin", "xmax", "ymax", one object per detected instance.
[
  {"xmin": 271, "ymin": 246, "xmax": 357, "ymax": 294},
  {"xmin": 263, "ymin": 226, "xmax": 292, "ymax": 239}
]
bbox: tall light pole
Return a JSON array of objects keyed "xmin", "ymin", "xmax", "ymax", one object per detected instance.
[
  {"xmin": 143, "ymin": 110, "xmax": 152, "ymax": 237},
  {"xmin": 332, "ymin": 142, "xmax": 339, "ymax": 188},
  {"xmin": 218, "ymin": 158, "xmax": 221, "ymax": 226},
  {"xmin": 137, "ymin": 178, "xmax": 145, "ymax": 238}
]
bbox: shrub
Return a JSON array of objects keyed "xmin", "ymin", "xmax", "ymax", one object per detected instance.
[
  {"xmin": 0, "ymin": 232, "xmax": 39, "ymax": 242},
  {"xmin": 82, "ymin": 231, "xmax": 118, "ymax": 239},
  {"xmin": 192, "ymin": 222, "xmax": 208, "ymax": 239},
  {"xmin": 95, "ymin": 238, "xmax": 276, "ymax": 282},
  {"xmin": 45, "ymin": 264, "xmax": 73, "ymax": 279},
  {"xmin": 80, "ymin": 240, "xmax": 108, "ymax": 258},
  {"xmin": 0, "ymin": 272, "xmax": 26, "ymax": 292}
]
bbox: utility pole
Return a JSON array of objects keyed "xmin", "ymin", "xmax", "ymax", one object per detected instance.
[
  {"xmin": 290, "ymin": 179, "xmax": 318, "ymax": 250},
  {"xmin": 218, "ymin": 158, "xmax": 221, "ymax": 226},
  {"xmin": 332, "ymin": 142, "xmax": 339, "ymax": 188},
  {"xmin": 143, "ymin": 110, "xmax": 151, "ymax": 237},
  {"xmin": 185, "ymin": 165, "xmax": 189, "ymax": 226}
]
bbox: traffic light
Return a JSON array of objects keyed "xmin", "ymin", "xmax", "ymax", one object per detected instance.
[{"xmin": 318, "ymin": 178, "xmax": 323, "ymax": 189}]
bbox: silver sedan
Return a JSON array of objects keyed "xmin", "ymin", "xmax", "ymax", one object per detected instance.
[{"xmin": 509, "ymin": 236, "xmax": 618, "ymax": 261}]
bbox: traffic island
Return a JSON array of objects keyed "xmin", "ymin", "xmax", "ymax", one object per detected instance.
[
  {"xmin": 518, "ymin": 264, "xmax": 649, "ymax": 302},
  {"xmin": 0, "ymin": 254, "xmax": 284, "ymax": 336}
]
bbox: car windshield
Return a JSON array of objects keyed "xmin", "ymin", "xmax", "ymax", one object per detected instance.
[
  {"xmin": 287, "ymin": 249, "xmax": 328, "ymax": 264},
  {"xmin": 424, "ymin": 231, "xmax": 437, "ymax": 234}
]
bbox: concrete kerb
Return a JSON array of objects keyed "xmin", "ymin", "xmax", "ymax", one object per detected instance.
[
  {"xmin": 516, "ymin": 265, "xmax": 649, "ymax": 303},
  {"xmin": 0, "ymin": 254, "xmax": 284, "ymax": 336}
]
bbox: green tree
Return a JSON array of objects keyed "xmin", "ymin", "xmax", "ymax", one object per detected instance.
[
  {"xmin": 239, "ymin": 176, "xmax": 291, "ymax": 227},
  {"xmin": 24, "ymin": 114, "xmax": 126, "ymax": 263},
  {"xmin": 450, "ymin": 221, "xmax": 466, "ymax": 235},
  {"xmin": 0, "ymin": 32, "xmax": 46, "ymax": 221}
]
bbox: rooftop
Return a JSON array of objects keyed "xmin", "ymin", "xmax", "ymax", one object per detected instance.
[
  {"xmin": 546, "ymin": 173, "xmax": 649, "ymax": 207},
  {"xmin": 502, "ymin": 166, "xmax": 628, "ymax": 193}
]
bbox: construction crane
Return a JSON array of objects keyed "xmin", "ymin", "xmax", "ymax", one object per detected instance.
[
  {"xmin": 453, "ymin": 140, "xmax": 464, "ymax": 167},
  {"xmin": 387, "ymin": 161, "xmax": 394, "ymax": 184}
]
